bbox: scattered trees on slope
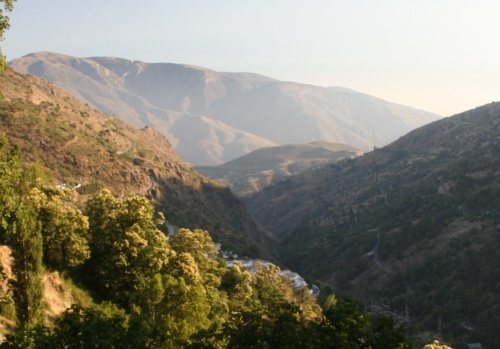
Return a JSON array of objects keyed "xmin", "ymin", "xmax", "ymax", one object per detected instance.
[{"xmin": 0, "ymin": 137, "xmax": 413, "ymax": 347}]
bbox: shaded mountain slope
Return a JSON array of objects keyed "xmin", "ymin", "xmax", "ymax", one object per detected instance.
[
  {"xmin": 0, "ymin": 68, "xmax": 275, "ymax": 256},
  {"xmin": 10, "ymin": 52, "xmax": 441, "ymax": 164},
  {"xmin": 244, "ymin": 102, "xmax": 500, "ymax": 346},
  {"xmin": 196, "ymin": 141, "xmax": 363, "ymax": 197}
]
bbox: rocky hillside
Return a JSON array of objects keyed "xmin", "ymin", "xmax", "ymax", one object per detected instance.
[
  {"xmin": 0, "ymin": 68, "xmax": 275, "ymax": 256},
  {"xmin": 196, "ymin": 141, "xmax": 363, "ymax": 197},
  {"xmin": 244, "ymin": 102, "xmax": 500, "ymax": 346},
  {"xmin": 10, "ymin": 52, "xmax": 441, "ymax": 164}
]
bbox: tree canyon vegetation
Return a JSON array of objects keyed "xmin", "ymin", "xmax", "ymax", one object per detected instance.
[
  {"xmin": 1, "ymin": 3, "xmax": 497, "ymax": 347},
  {"xmin": 0, "ymin": 135, "xmax": 414, "ymax": 348},
  {"xmin": 0, "ymin": 53, "xmax": 417, "ymax": 348}
]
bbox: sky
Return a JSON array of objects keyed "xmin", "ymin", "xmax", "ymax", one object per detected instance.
[{"xmin": 3, "ymin": 0, "xmax": 500, "ymax": 116}]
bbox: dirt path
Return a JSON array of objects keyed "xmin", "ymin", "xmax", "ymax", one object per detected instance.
[
  {"xmin": 366, "ymin": 229, "xmax": 393, "ymax": 274},
  {"xmin": 116, "ymin": 138, "xmax": 135, "ymax": 155},
  {"xmin": 62, "ymin": 135, "xmax": 78, "ymax": 149}
]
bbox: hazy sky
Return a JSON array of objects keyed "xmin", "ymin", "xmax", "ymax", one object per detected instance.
[{"xmin": 3, "ymin": 1, "xmax": 500, "ymax": 116}]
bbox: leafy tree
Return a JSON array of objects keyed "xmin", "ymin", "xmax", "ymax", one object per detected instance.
[
  {"xmin": 220, "ymin": 262, "xmax": 323, "ymax": 348},
  {"xmin": 222, "ymin": 305, "xmax": 273, "ymax": 349},
  {"xmin": 169, "ymin": 228, "xmax": 229, "ymax": 330},
  {"xmin": 253, "ymin": 262, "xmax": 322, "ymax": 321},
  {"xmin": 168, "ymin": 251, "xmax": 202, "ymax": 283},
  {"xmin": 84, "ymin": 189, "xmax": 171, "ymax": 309},
  {"xmin": 320, "ymin": 296, "xmax": 371, "ymax": 349},
  {"xmin": 314, "ymin": 295, "xmax": 413, "ymax": 349},
  {"xmin": 422, "ymin": 340, "xmax": 454, "ymax": 349},
  {"xmin": 8, "ymin": 199, "xmax": 45, "ymax": 326},
  {"xmin": 0, "ymin": 303, "xmax": 133, "ymax": 349},
  {"xmin": 221, "ymin": 295, "xmax": 319, "ymax": 348},
  {"xmin": 370, "ymin": 314, "xmax": 412, "ymax": 349},
  {"xmin": 160, "ymin": 274, "xmax": 211, "ymax": 345},
  {"xmin": 169, "ymin": 228, "xmax": 223, "ymax": 287},
  {"xmin": 0, "ymin": 137, "xmax": 44, "ymax": 325},
  {"xmin": 0, "ymin": 136, "xmax": 22, "ymax": 239},
  {"xmin": 220, "ymin": 261, "xmax": 254, "ymax": 309},
  {"xmin": 0, "ymin": 324, "xmax": 55, "ymax": 349},
  {"xmin": 52, "ymin": 304, "xmax": 131, "ymax": 349},
  {"xmin": 254, "ymin": 262, "xmax": 292, "ymax": 305},
  {"xmin": 129, "ymin": 272, "xmax": 213, "ymax": 347},
  {"xmin": 29, "ymin": 186, "xmax": 90, "ymax": 270},
  {"xmin": 0, "ymin": 0, "xmax": 15, "ymax": 72}
]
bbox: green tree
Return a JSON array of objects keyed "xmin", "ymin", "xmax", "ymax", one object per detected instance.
[
  {"xmin": 221, "ymin": 262, "xmax": 322, "ymax": 348},
  {"xmin": 253, "ymin": 262, "xmax": 322, "ymax": 322},
  {"xmin": 169, "ymin": 228, "xmax": 223, "ymax": 287},
  {"xmin": 169, "ymin": 228, "xmax": 229, "ymax": 330},
  {"xmin": 0, "ymin": 0, "xmax": 15, "ymax": 72},
  {"xmin": 52, "ymin": 304, "xmax": 131, "ymax": 349},
  {"xmin": 422, "ymin": 340, "xmax": 454, "ymax": 349},
  {"xmin": 0, "ymin": 324, "xmax": 55, "ymax": 349},
  {"xmin": 84, "ymin": 189, "xmax": 171, "ymax": 309},
  {"xmin": 370, "ymin": 315, "xmax": 412, "ymax": 349},
  {"xmin": 30, "ymin": 186, "xmax": 90, "ymax": 270},
  {"xmin": 8, "ymin": 200, "xmax": 45, "ymax": 326},
  {"xmin": 0, "ymin": 136, "xmax": 22, "ymax": 238},
  {"xmin": 320, "ymin": 296, "xmax": 371, "ymax": 349},
  {"xmin": 160, "ymin": 274, "xmax": 211, "ymax": 345},
  {"xmin": 0, "ymin": 137, "xmax": 44, "ymax": 325},
  {"xmin": 220, "ymin": 261, "xmax": 254, "ymax": 309}
]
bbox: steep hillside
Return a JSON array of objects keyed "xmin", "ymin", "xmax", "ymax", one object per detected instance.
[
  {"xmin": 0, "ymin": 68, "xmax": 275, "ymax": 256},
  {"xmin": 244, "ymin": 102, "xmax": 500, "ymax": 346},
  {"xmin": 10, "ymin": 52, "xmax": 441, "ymax": 164},
  {"xmin": 196, "ymin": 141, "xmax": 363, "ymax": 197}
]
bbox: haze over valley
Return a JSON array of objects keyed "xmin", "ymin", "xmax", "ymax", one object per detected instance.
[
  {"xmin": 10, "ymin": 52, "xmax": 441, "ymax": 165},
  {"xmin": 1, "ymin": 2, "xmax": 499, "ymax": 347},
  {"xmin": 4, "ymin": 52, "xmax": 499, "ymax": 347}
]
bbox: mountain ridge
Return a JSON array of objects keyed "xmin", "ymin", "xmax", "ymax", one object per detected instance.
[
  {"xmin": 243, "ymin": 101, "xmax": 500, "ymax": 345},
  {"xmin": 0, "ymin": 67, "xmax": 275, "ymax": 257},
  {"xmin": 10, "ymin": 51, "xmax": 441, "ymax": 164},
  {"xmin": 196, "ymin": 141, "xmax": 363, "ymax": 197}
]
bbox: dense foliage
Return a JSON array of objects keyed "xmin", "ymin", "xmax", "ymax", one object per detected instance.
[
  {"xmin": 0, "ymin": 0, "xmax": 14, "ymax": 71},
  {"xmin": 0, "ymin": 136, "xmax": 415, "ymax": 347}
]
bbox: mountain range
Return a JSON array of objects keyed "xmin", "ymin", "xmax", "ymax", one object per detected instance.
[
  {"xmin": 4, "ymin": 53, "xmax": 497, "ymax": 346},
  {"xmin": 9, "ymin": 52, "xmax": 441, "ymax": 165}
]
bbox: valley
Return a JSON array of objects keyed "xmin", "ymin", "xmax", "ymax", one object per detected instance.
[
  {"xmin": 0, "ymin": 63, "xmax": 497, "ymax": 348},
  {"xmin": 244, "ymin": 102, "xmax": 500, "ymax": 347},
  {"xmin": 1, "ymin": 1, "xmax": 497, "ymax": 347},
  {"xmin": 195, "ymin": 141, "xmax": 363, "ymax": 197}
]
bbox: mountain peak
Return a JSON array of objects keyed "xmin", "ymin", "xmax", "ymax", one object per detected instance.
[{"xmin": 10, "ymin": 52, "xmax": 441, "ymax": 165}]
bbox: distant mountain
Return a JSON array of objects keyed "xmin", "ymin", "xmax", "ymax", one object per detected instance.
[
  {"xmin": 244, "ymin": 102, "xmax": 500, "ymax": 346},
  {"xmin": 0, "ymin": 68, "xmax": 275, "ymax": 257},
  {"xmin": 196, "ymin": 141, "xmax": 363, "ymax": 197},
  {"xmin": 9, "ymin": 52, "xmax": 441, "ymax": 165}
]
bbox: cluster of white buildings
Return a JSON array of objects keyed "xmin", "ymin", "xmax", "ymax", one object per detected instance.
[{"xmin": 219, "ymin": 248, "xmax": 319, "ymax": 297}]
